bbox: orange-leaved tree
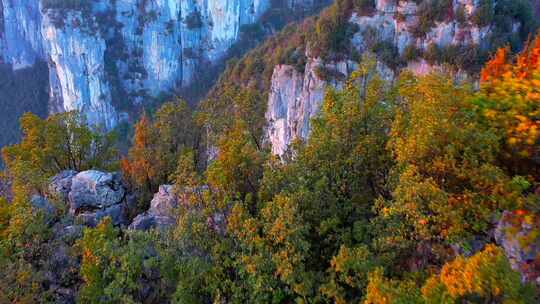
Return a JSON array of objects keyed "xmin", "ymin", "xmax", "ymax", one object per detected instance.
[
  {"xmin": 121, "ymin": 99, "xmax": 199, "ymax": 209},
  {"xmin": 475, "ymin": 35, "xmax": 540, "ymax": 179}
]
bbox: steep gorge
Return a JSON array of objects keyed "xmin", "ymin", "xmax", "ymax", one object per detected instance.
[{"xmin": 0, "ymin": 0, "xmax": 328, "ymax": 134}]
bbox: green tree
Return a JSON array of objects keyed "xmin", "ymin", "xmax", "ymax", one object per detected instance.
[
  {"xmin": 364, "ymin": 245, "xmax": 537, "ymax": 304},
  {"xmin": 2, "ymin": 111, "xmax": 117, "ymax": 194},
  {"xmin": 200, "ymin": 85, "xmax": 266, "ymax": 151},
  {"xmin": 228, "ymin": 54, "xmax": 395, "ymax": 302},
  {"xmin": 0, "ymin": 190, "xmax": 55, "ymax": 303},
  {"xmin": 77, "ymin": 218, "xmax": 179, "ymax": 303},
  {"xmin": 122, "ymin": 99, "xmax": 199, "ymax": 210},
  {"xmin": 374, "ymin": 72, "xmax": 520, "ymax": 267}
]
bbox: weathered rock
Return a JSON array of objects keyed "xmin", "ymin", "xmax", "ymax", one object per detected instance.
[
  {"xmin": 207, "ymin": 211, "xmax": 227, "ymax": 236},
  {"xmin": 49, "ymin": 170, "xmax": 77, "ymax": 200},
  {"xmin": 129, "ymin": 214, "xmax": 177, "ymax": 231},
  {"xmin": 31, "ymin": 195, "xmax": 57, "ymax": 226},
  {"xmin": 31, "ymin": 194, "xmax": 56, "ymax": 216},
  {"xmin": 77, "ymin": 203, "xmax": 127, "ymax": 227},
  {"xmin": 42, "ymin": 9, "xmax": 119, "ymax": 130},
  {"xmin": 1, "ymin": 0, "xmax": 44, "ymax": 69},
  {"xmin": 265, "ymin": 0, "xmax": 509, "ymax": 155},
  {"xmin": 149, "ymin": 185, "xmax": 178, "ymax": 217},
  {"xmin": 129, "ymin": 213, "xmax": 157, "ymax": 230},
  {"xmin": 44, "ymin": 241, "xmax": 80, "ymax": 304},
  {"xmin": 129, "ymin": 184, "xmax": 178, "ymax": 230},
  {"xmin": 495, "ymin": 210, "xmax": 540, "ymax": 284},
  {"xmin": 54, "ymin": 224, "xmax": 84, "ymax": 243},
  {"xmin": 54, "ymin": 170, "xmax": 130, "ymax": 227},
  {"xmin": 68, "ymin": 170, "xmax": 126, "ymax": 214},
  {"xmin": 0, "ymin": 0, "xmax": 327, "ymax": 129}
]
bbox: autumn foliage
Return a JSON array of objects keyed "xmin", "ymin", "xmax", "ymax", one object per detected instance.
[
  {"xmin": 477, "ymin": 35, "xmax": 540, "ymax": 178},
  {"xmin": 2, "ymin": 31, "xmax": 540, "ymax": 304}
]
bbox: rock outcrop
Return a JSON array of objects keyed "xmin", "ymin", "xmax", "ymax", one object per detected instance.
[
  {"xmin": 30, "ymin": 169, "xmax": 132, "ymax": 302},
  {"xmin": 48, "ymin": 170, "xmax": 130, "ymax": 227},
  {"xmin": 49, "ymin": 170, "xmax": 78, "ymax": 201},
  {"xmin": 266, "ymin": 59, "xmax": 357, "ymax": 155},
  {"xmin": 130, "ymin": 185, "xmax": 178, "ymax": 230},
  {"xmin": 129, "ymin": 184, "xmax": 225, "ymax": 233},
  {"xmin": 67, "ymin": 170, "xmax": 129, "ymax": 226},
  {"xmin": 0, "ymin": 0, "xmax": 44, "ymax": 69},
  {"xmin": 30, "ymin": 194, "xmax": 56, "ymax": 218},
  {"xmin": 42, "ymin": 10, "xmax": 118, "ymax": 130},
  {"xmin": 0, "ymin": 0, "xmax": 326, "ymax": 129},
  {"xmin": 265, "ymin": 0, "xmax": 519, "ymax": 155},
  {"xmin": 495, "ymin": 210, "xmax": 540, "ymax": 285}
]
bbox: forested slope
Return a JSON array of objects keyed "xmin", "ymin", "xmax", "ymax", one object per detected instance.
[{"xmin": 0, "ymin": 0, "xmax": 539, "ymax": 303}]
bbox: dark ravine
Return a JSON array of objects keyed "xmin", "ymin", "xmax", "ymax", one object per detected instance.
[{"xmin": 0, "ymin": 61, "xmax": 49, "ymax": 149}]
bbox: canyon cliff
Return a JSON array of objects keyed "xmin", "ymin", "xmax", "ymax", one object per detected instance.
[{"xmin": 0, "ymin": 0, "xmax": 326, "ymax": 130}]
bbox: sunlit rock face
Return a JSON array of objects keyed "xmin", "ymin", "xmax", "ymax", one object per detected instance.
[
  {"xmin": 0, "ymin": 0, "xmax": 320, "ymax": 129},
  {"xmin": 1, "ymin": 0, "xmax": 44, "ymax": 69},
  {"xmin": 115, "ymin": 0, "xmax": 272, "ymax": 101},
  {"xmin": 42, "ymin": 10, "xmax": 118, "ymax": 130},
  {"xmin": 266, "ymin": 59, "xmax": 358, "ymax": 155}
]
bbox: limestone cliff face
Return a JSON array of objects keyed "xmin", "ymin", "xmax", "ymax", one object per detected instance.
[
  {"xmin": 0, "ymin": 0, "xmax": 321, "ymax": 129},
  {"xmin": 42, "ymin": 10, "xmax": 118, "ymax": 130},
  {"xmin": 265, "ymin": 0, "xmax": 519, "ymax": 156},
  {"xmin": 115, "ymin": 0, "xmax": 272, "ymax": 101},
  {"xmin": 267, "ymin": 59, "xmax": 357, "ymax": 155},
  {"xmin": 1, "ymin": 0, "xmax": 44, "ymax": 69}
]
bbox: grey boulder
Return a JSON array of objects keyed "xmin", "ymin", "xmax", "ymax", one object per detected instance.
[
  {"xmin": 68, "ymin": 170, "xmax": 126, "ymax": 214},
  {"xmin": 47, "ymin": 170, "xmax": 131, "ymax": 227},
  {"xmin": 77, "ymin": 204, "xmax": 127, "ymax": 227},
  {"xmin": 149, "ymin": 185, "xmax": 178, "ymax": 217},
  {"xmin": 31, "ymin": 195, "xmax": 56, "ymax": 216},
  {"xmin": 129, "ymin": 213, "xmax": 156, "ymax": 230},
  {"xmin": 129, "ymin": 185, "xmax": 178, "ymax": 230},
  {"xmin": 49, "ymin": 170, "xmax": 77, "ymax": 200}
]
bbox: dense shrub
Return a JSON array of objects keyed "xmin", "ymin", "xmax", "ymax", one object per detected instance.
[
  {"xmin": 471, "ymin": 0, "xmax": 495, "ymax": 27},
  {"xmin": 311, "ymin": 0, "xmax": 358, "ymax": 59},
  {"xmin": 121, "ymin": 99, "xmax": 200, "ymax": 213},
  {"xmin": 373, "ymin": 40, "xmax": 402, "ymax": 69},
  {"xmin": 2, "ymin": 112, "xmax": 118, "ymax": 194},
  {"xmin": 314, "ymin": 65, "xmax": 346, "ymax": 81},
  {"xmin": 354, "ymin": 0, "xmax": 376, "ymax": 15},
  {"xmin": 423, "ymin": 43, "xmax": 442, "ymax": 65},
  {"xmin": 2, "ymin": 34, "xmax": 540, "ymax": 303},
  {"xmin": 401, "ymin": 44, "xmax": 422, "ymax": 62}
]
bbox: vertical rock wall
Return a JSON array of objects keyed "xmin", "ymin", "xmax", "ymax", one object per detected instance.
[
  {"xmin": 1, "ymin": 0, "xmax": 43, "ymax": 69},
  {"xmin": 0, "ymin": 0, "xmax": 322, "ymax": 129},
  {"xmin": 42, "ymin": 11, "xmax": 118, "ymax": 130}
]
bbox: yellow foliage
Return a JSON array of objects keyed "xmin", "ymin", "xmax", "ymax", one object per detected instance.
[
  {"xmin": 422, "ymin": 245, "xmax": 534, "ymax": 303},
  {"xmin": 477, "ymin": 35, "xmax": 540, "ymax": 176}
]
